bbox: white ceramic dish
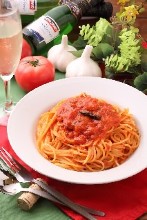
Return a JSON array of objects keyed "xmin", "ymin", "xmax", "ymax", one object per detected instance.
[{"xmin": 7, "ymin": 77, "xmax": 147, "ymax": 184}]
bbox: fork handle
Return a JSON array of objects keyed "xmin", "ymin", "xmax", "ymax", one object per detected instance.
[{"xmin": 33, "ymin": 179, "xmax": 105, "ymax": 219}]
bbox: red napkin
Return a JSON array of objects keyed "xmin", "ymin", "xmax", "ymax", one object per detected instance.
[{"xmin": 1, "ymin": 125, "xmax": 147, "ymax": 220}]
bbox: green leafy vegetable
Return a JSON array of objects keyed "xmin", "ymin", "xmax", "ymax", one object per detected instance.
[
  {"xmin": 79, "ymin": 18, "xmax": 113, "ymax": 47},
  {"xmin": 105, "ymin": 28, "xmax": 141, "ymax": 72},
  {"xmin": 92, "ymin": 43, "xmax": 114, "ymax": 60},
  {"xmin": 71, "ymin": 43, "xmax": 114, "ymax": 60},
  {"xmin": 72, "ymin": 36, "xmax": 87, "ymax": 50},
  {"xmin": 134, "ymin": 72, "xmax": 147, "ymax": 91}
]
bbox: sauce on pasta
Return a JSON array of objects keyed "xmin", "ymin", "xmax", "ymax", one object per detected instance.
[
  {"xmin": 36, "ymin": 93, "xmax": 140, "ymax": 172},
  {"xmin": 56, "ymin": 95, "xmax": 120, "ymax": 144}
]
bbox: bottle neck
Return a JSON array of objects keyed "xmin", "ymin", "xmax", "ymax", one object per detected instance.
[
  {"xmin": 59, "ymin": 0, "xmax": 99, "ymax": 17},
  {"xmin": 61, "ymin": 1, "xmax": 82, "ymax": 20}
]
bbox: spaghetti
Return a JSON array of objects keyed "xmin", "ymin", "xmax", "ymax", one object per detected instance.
[{"xmin": 36, "ymin": 94, "xmax": 140, "ymax": 172}]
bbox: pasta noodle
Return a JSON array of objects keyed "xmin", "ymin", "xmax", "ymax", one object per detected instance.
[{"xmin": 36, "ymin": 93, "xmax": 140, "ymax": 172}]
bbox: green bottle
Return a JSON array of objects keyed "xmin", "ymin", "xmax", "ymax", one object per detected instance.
[
  {"xmin": 23, "ymin": 0, "xmax": 98, "ymax": 56},
  {"xmin": 20, "ymin": 0, "xmax": 59, "ymax": 26}
]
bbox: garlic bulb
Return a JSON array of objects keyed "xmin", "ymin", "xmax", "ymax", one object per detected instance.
[
  {"xmin": 66, "ymin": 45, "xmax": 102, "ymax": 78},
  {"xmin": 48, "ymin": 35, "xmax": 77, "ymax": 72}
]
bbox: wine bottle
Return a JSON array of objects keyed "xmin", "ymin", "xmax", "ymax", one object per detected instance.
[
  {"xmin": 21, "ymin": 0, "xmax": 59, "ymax": 26},
  {"xmin": 23, "ymin": 0, "xmax": 99, "ymax": 56},
  {"xmin": 5, "ymin": 0, "xmax": 58, "ymax": 26},
  {"xmin": 60, "ymin": 0, "xmax": 113, "ymax": 19},
  {"xmin": 84, "ymin": 2, "xmax": 113, "ymax": 19},
  {"xmin": 4, "ymin": 0, "xmax": 59, "ymax": 26}
]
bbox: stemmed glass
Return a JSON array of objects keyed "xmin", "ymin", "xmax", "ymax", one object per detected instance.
[{"xmin": 0, "ymin": 0, "xmax": 22, "ymax": 126}]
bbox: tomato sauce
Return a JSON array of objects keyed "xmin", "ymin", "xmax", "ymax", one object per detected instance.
[{"xmin": 56, "ymin": 94, "xmax": 121, "ymax": 145}]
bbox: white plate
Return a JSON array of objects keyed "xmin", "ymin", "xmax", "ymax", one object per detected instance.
[{"xmin": 7, "ymin": 77, "xmax": 147, "ymax": 184}]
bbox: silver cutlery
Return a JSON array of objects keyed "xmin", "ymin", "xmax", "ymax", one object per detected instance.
[{"xmin": 0, "ymin": 146, "xmax": 105, "ymax": 220}]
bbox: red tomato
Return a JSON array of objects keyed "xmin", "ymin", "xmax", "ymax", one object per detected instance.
[
  {"xmin": 15, "ymin": 56, "xmax": 55, "ymax": 92},
  {"xmin": 21, "ymin": 39, "xmax": 32, "ymax": 59}
]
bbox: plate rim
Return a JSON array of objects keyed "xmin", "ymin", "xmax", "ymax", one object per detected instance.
[{"xmin": 7, "ymin": 77, "xmax": 147, "ymax": 184}]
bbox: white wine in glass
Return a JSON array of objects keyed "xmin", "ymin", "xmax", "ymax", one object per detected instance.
[{"xmin": 0, "ymin": 0, "xmax": 22, "ymax": 126}]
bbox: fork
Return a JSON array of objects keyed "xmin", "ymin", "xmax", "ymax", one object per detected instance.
[{"xmin": 0, "ymin": 147, "xmax": 105, "ymax": 220}]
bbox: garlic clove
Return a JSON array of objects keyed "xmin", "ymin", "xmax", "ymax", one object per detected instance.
[
  {"xmin": 66, "ymin": 45, "xmax": 102, "ymax": 78},
  {"xmin": 48, "ymin": 35, "xmax": 77, "ymax": 72},
  {"xmin": 47, "ymin": 44, "xmax": 62, "ymax": 66},
  {"xmin": 56, "ymin": 52, "xmax": 77, "ymax": 72}
]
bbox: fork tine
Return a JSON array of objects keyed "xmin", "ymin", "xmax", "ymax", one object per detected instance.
[
  {"xmin": 0, "ymin": 147, "xmax": 32, "ymax": 182},
  {"xmin": 0, "ymin": 148, "xmax": 19, "ymax": 173},
  {"xmin": 0, "ymin": 156, "xmax": 27, "ymax": 183},
  {"xmin": 1, "ymin": 147, "xmax": 20, "ymax": 170},
  {"xmin": 0, "ymin": 159, "xmax": 15, "ymax": 176}
]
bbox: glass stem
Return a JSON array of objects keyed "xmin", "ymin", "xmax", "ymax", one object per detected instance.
[{"xmin": 3, "ymin": 79, "xmax": 13, "ymax": 113}]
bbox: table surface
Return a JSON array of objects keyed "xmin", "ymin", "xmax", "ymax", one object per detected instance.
[{"xmin": 0, "ymin": 72, "xmax": 64, "ymax": 103}]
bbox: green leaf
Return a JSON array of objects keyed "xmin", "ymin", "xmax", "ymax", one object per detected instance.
[
  {"xmin": 143, "ymin": 89, "xmax": 147, "ymax": 95},
  {"xmin": 105, "ymin": 67, "xmax": 116, "ymax": 78},
  {"xmin": 134, "ymin": 72, "xmax": 147, "ymax": 91},
  {"xmin": 70, "ymin": 49, "xmax": 84, "ymax": 58},
  {"xmin": 141, "ymin": 53, "xmax": 147, "ymax": 72},
  {"xmin": 100, "ymin": 34, "xmax": 112, "ymax": 44},
  {"xmin": 71, "ymin": 43, "xmax": 114, "ymax": 60},
  {"xmin": 78, "ymin": 18, "xmax": 114, "ymax": 47},
  {"xmin": 72, "ymin": 36, "xmax": 87, "ymax": 50},
  {"xmin": 92, "ymin": 46, "xmax": 103, "ymax": 59},
  {"xmin": 92, "ymin": 43, "xmax": 114, "ymax": 60},
  {"xmin": 100, "ymin": 43, "xmax": 114, "ymax": 57},
  {"xmin": 127, "ymin": 65, "xmax": 143, "ymax": 76}
]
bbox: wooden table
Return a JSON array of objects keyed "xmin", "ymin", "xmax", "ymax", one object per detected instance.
[
  {"xmin": 69, "ymin": 0, "xmax": 147, "ymax": 41},
  {"xmin": 111, "ymin": 0, "xmax": 147, "ymax": 40}
]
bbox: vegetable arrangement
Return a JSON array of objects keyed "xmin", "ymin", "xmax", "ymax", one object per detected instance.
[
  {"xmin": 71, "ymin": 18, "xmax": 115, "ymax": 61},
  {"xmin": 70, "ymin": 0, "xmax": 147, "ymax": 94}
]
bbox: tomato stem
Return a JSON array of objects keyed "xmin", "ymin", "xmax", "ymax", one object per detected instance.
[{"xmin": 28, "ymin": 59, "xmax": 39, "ymax": 67}]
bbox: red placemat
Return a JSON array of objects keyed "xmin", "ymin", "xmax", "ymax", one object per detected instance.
[{"xmin": 1, "ymin": 125, "xmax": 147, "ymax": 220}]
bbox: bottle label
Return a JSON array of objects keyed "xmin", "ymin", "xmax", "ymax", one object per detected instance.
[
  {"xmin": 16, "ymin": 0, "xmax": 37, "ymax": 15},
  {"xmin": 26, "ymin": 15, "xmax": 60, "ymax": 44},
  {"xmin": 59, "ymin": 0, "xmax": 81, "ymax": 20}
]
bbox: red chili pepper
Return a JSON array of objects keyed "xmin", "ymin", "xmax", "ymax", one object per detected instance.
[{"xmin": 141, "ymin": 41, "xmax": 147, "ymax": 49}]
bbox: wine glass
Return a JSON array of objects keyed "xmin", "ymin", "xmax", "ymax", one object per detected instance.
[{"xmin": 0, "ymin": 0, "xmax": 22, "ymax": 126}]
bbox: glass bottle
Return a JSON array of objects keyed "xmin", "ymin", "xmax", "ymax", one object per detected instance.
[
  {"xmin": 4, "ymin": 0, "xmax": 59, "ymax": 26},
  {"xmin": 23, "ymin": 0, "xmax": 98, "ymax": 56}
]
